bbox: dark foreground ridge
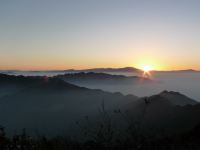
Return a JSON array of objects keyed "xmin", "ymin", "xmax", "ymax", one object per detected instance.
[
  {"xmin": 0, "ymin": 74, "xmax": 137, "ymax": 136},
  {"xmin": 0, "ymin": 122, "xmax": 200, "ymax": 150},
  {"xmin": 0, "ymin": 74, "xmax": 200, "ymax": 149}
]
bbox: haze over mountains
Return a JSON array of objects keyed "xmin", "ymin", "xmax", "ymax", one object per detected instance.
[
  {"xmin": 57, "ymin": 72, "xmax": 152, "ymax": 86},
  {"xmin": 0, "ymin": 67, "xmax": 199, "ymax": 77},
  {"xmin": 0, "ymin": 74, "xmax": 137, "ymax": 136},
  {"xmin": 65, "ymin": 67, "xmax": 199, "ymax": 73},
  {"xmin": 0, "ymin": 73, "xmax": 199, "ymax": 138},
  {"xmin": 64, "ymin": 67, "xmax": 142, "ymax": 73},
  {"xmin": 55, "ymin": 71, "xmax": 200, "ymax": 101},
  {"xmin": 1, "ymin": 0, "xmax": 200, "ymax": 148}
]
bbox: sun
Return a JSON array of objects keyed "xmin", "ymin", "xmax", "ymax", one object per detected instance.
[
  {"xmin": 142, "ymin": 64, "xmax": 153, "ymax": 73},
  {"xmin": 140, "ymin": 64, "xmax": 154, "ymax": 78}
]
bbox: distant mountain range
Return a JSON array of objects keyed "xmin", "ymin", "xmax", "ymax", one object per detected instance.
[
  {"xmin": 66, "ymin": 67, "xmax": 199, "ymax": 73},
  {"xmin": 56, "ymin": 72, "xmax": 152, "ymax": 85},
  {"xmin": 153, "ymin": 69, "xmax": 199, "ymax": 73},
  {"xmin": 64, "ymin": 67, "xmax": 142, "ymax": 73},
  {"xmin": 0, "ymin": 67, "xmax": 199, "ymax": 77},
  {"xmin": 0, "ymin": 73, "xmax": 199, "ymax": 137}
]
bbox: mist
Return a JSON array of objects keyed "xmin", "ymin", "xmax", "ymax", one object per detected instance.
[
  {"xmin": 2, "ymin": 71, "xmax": 200, "ymax": 101},
  {"xmin": 64, "ymin": 72, "xmax": 200, "ymax": 101}
]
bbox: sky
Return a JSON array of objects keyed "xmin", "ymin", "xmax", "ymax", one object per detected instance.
[{"xmin": 0, "ymin": 0, "xmax": 200, "ymax": 71}]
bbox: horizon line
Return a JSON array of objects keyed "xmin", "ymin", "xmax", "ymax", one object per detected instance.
[{"xmin": 0, "ymin": 67, "xmax": 199, "ymax": 72}]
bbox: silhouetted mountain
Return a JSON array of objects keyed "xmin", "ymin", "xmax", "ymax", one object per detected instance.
[
  {"xmin": 159, "ymin": 90, "xmax": 197, "ymax": 106},
  {"xmin": 131, "ymin": 90, "xmax": 197, "ymax": 107},
  {"xmin": 64, "ymin": 67, "xmax": 142, "ymax": 73},
  {"xmin": 0, "ymin": 73, "xmax": 46, "ymax": 86},
  {"xmin": 154, "ymin": 69, "xmax": 199, "ymax": 73},
  {"xmin": 125, "ymin": 91, "xmax": 199, "ymax": 134},
  {"xmin": 57, "ymin": 72, "xmax": 152, "ymax": 85},
  {"xmin": 0, "ymin": 74, "xmax": 138, "ymax": 136},
  {"xmin": 0, "ymin": 74, "xmax": 200, "ymax": 138},
  {"xmin": 0, "ymin": 74, "xmax": 52, "ymax": 97},
  {"xmin": 0, "ymin": 74, "xmax": 81, "ymax": 97}
]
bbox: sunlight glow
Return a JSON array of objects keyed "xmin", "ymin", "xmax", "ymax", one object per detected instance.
[
  {"xmin": 140, "ymin": 64, "xmax": 154, "ymax": 78},
  {"xmin": 142, "ymin": 64, "xmax": 153, "ymax": 72}
]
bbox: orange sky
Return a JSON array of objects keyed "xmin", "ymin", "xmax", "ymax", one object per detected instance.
[{"xmin": 0, "ymin": 1, "xmax": 200, "ymax": 71}]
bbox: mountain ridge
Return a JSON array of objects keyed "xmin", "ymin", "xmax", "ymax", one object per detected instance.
[
  {"xmin": 56, "ymin": 72, "xmax": 152, "ymax": 86},
  {"xmin": 0, "ymin": 74, "xmax": 199, "ymax": 137}
]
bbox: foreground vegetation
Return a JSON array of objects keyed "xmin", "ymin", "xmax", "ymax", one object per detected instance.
[
  {"xmin": 0, "ymin": 124, "xmax": 199, "ymax": 150},
  {"xmin": 0, "ymin": 102, "xmax": 200, "ymax": 150},
  {"xmin": 0, "ymin": 111, "xmax": 199, "ymax": 150}
]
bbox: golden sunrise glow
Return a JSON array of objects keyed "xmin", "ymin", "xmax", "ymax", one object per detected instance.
[
  {"xmin": 132, "ymin": 56, "xmax": 163, "ymax": 71},
  {"xmin": 142, "ymin": 65, "xmax": 153, "ymax": 78},
  {"xmin": 0, "ymin": 1, "xmax": 200, "ymax": 71},
  {"xmin": 141, "ymin": 64, "xmax": 153, "ymax": 72},
  {"xmin": 137, "ymin": 64, "xmax": 154, "ymax": 78}
]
